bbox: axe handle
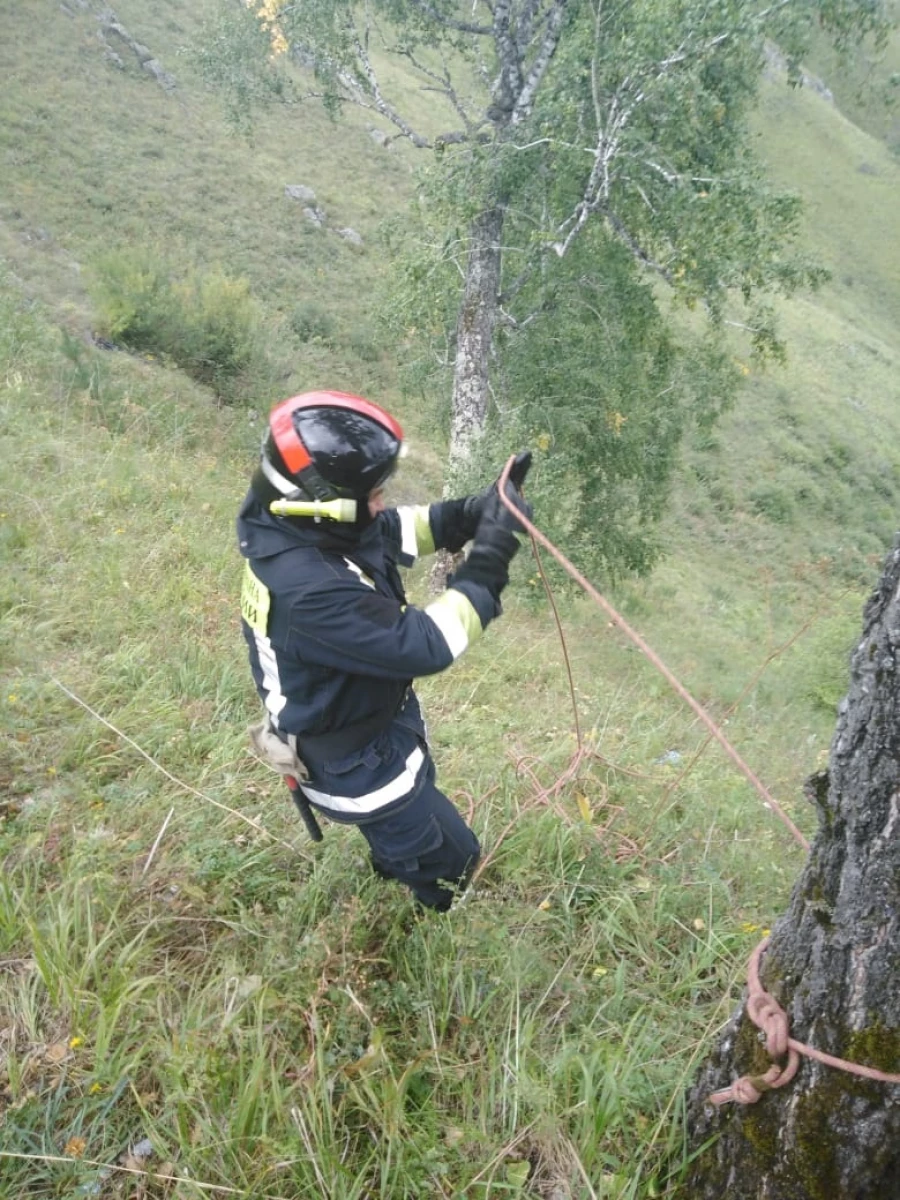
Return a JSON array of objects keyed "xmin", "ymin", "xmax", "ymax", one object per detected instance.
[{"xmin": 284, "ymin": 775, "xmax": 323, "ymax": 843}]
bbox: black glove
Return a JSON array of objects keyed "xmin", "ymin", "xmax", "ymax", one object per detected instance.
[
  {"xmin": 450, "ymin": 456, "xmax": 533, "ymax": 600},
  {"xmin": 458, "ymin": 451, "xmax": 533, "ymax": 540},
  {"xmin": 482, "ymin": 466, "xmax": 533, "ymax": 536}
]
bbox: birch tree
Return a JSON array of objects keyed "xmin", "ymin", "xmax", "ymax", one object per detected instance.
[{"xmin": 199, "ymin": 0, "xmax": 890, "ymax": 572}]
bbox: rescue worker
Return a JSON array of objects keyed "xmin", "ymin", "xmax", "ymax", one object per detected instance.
[{"xmin": 238, "ymin": 390, "xmax": 532, "ymax": 911}]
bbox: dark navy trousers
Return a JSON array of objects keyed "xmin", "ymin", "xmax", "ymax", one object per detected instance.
[{"xmin": 356, "ymin": 756, "xmax": 480, "ymax": 911}]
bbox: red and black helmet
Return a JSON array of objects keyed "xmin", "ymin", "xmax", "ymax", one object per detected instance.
[{"xmin": 256, "ymin": 391, "xmax": 404, "ymax": 508}]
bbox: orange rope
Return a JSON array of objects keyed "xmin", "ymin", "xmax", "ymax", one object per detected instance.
[
  {"xmin": 497, "ymin": 457, "xmax": 810, "ymax": 850},
  {"xmin": 709, "ymin": 938, "xmax": 900, "ymax": 1103},
  {"xmin": 496, "ymin": 458, "xmax": 900, "ymax": 1098}
]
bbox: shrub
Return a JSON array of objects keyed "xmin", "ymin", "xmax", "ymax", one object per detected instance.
[
  {"xmin": 89, "ymin": 249, "xmax": 276, "ymax": 404},
  {"xmin": 797, "ymin": 612, "xmax": 858, "ymax": 714},
  {"xmin": 347, "ymin": 322, "xmax": 382, "ymax": 363},
  {"xmin": 749, "ymin": 483, "xmax": 793, "ymax": 523},
  {"xmin": 289, "ymin": 301, "xmax": 335, "ymax": 343},
  {"xmin": 172, "ymin": 270, "xmax": 262, "ymax": 398}
]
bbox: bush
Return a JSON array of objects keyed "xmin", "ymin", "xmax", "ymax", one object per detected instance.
[
  {"xmin": 347, "ymin": 322, "xmax": 382, "ymax": 363},
  {"xmin": 89, "ymin": 249, "xmax": 277, "ymax": 404},
  {"xmin": 749, "ymin": 483, "xmax": 793, "ymax": 523},
  {"xmin": 796, "ymin": 611, "xmax": 858, "ymax": 714},
  {"xmin": 289, "ymin": 301, "xmax": 335, "ymax": 343}
]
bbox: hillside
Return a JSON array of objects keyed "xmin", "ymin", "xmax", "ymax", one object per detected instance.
[{"xmin": 1, "ymin": 2, "xmax": 899, "ymax": 1197}]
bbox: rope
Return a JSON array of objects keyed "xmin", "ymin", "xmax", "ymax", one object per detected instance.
[
  {"xmin": 497, "ymin": 457, "xmax": 809, "ymax": 850},
  {"xmin": 496, "ymin": 459, "xmax": 900, "ymax": 1100},
  {"xmin": 709, "ymin": 938, "xmax": 900, "ymax": 1104}
]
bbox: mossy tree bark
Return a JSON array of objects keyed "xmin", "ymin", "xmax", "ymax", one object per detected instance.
[{"xmin": 685, "ymin": 537, "xmax": 900, "ymax": 1199}]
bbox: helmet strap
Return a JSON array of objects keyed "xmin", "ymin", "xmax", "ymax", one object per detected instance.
[{"xmin": 259, "ymin": 453, "xmax": 300, "ymax": 498}]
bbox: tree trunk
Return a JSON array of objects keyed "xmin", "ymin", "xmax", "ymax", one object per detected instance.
[
  {"xmin": 449, "ymin": 204, "xmax": 505, "ymax": 471},
  {"xmin": 684, "ymin": 538, "xmax": 900, "ymax": 1199},
  {"xmin": 430, "ymin": 204, "xmax": 505, "ymax": 591}
]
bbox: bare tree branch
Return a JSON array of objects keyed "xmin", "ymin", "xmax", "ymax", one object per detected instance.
[
  {"xmin": 511, "ymin": 0, "xmax": 569, "ymax": 124},
  {"xmin": 392, "ymin": 44, "xmax": 479, "ymax": 133},
  {"xmin": 343, "ymin": 14, "xmax": 432, "ymax": 145},
  {"xmin": 407, "ymin": 0, "xmax": 493, "ymax": 36}
]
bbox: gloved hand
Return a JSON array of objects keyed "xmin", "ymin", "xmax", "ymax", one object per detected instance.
[
  {"xmin": 459, "ymin": 450, "xmax": 533, "ymax": 537},
  {"xmin": 479, "ymin": 454, "xmax": 533, "ymax": 536},
  {"xmin": 450, "ymin": 452, "xmax": 533, "ymax": 602}
]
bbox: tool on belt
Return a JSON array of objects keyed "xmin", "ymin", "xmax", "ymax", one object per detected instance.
[
  {"xmin": 283, "ymin": 774, "xmax": 323, "ymax": 842},
  {"xmin": 248, "ymin": 695, "xmax": 405, "ymax": 842}
]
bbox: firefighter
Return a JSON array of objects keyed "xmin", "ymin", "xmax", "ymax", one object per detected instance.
[{"xmin": 238, "ymin": 390, "xmax": 532, "ymax": 911}]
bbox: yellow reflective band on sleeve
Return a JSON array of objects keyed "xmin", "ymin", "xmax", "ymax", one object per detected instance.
[
  {"xmin": 240, "ymin": 561, "xmax": 271, "ymax": 635},
  {"xmin": 425, "ymin": 588, "xmax": 483, "ymax": 660},
  {"xmin": 398, "ymin": 505, "xmax": 435, "ymax": 559}
]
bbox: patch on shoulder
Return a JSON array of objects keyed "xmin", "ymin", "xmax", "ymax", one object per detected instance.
[{"xmin": 240, "ymin": 560, "xmax": 271, "ymax": 634}]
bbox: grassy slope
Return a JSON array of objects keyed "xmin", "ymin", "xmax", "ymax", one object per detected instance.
[
  {"xmin": 1, "ymin": 2, "xmax": 899, "ymax": 1198},
  {"xmin": 805, "ymin": 0, "xmax": 900, "ymax": 154},
  {"xmin": 639, "ymin": 66, "xmax": 900, "ymax": 724}
]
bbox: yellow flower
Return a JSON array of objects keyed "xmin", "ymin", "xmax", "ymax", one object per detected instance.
[{"xmin": 69, "ymin": 1036, "xmax": 84, "ymax": 1049}]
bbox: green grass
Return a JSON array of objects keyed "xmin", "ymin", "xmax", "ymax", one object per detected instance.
[
  {"xmin": 0, "ymin": 283, "xmax": 820, "ymax": 1199},
  {"xmin": 1, "ymin": 3, "xmax": 899, "ymax": 1197}
]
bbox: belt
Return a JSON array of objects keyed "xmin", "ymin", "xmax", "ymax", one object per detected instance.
[{"xmin": 279, "ymin": 685, "xmax": 410, "ymax": 764}]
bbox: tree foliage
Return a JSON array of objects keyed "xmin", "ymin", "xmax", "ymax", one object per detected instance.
[{"xmin": 199, "ymin": 0, "xmax": 892, "ymax": 575}]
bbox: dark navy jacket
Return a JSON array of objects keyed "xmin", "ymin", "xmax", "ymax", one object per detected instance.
[{"xmin": 237, "ymin": 492, "xmax": 498, "ymax": 822}]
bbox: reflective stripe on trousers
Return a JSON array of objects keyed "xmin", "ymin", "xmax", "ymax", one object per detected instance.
[{"xmin": 300, "ymin": 744, "xmax": 426, "ymax": 816}]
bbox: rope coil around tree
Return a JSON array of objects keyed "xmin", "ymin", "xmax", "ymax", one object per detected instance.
[
  {"xmin": 709, "ymin": 938, "xmax": 900, "ymax": 1104},
  {"xmin": 496, "ymin": 457, "xmax": 900, "ymax": 1105}
]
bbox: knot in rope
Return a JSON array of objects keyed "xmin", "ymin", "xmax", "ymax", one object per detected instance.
[
  {"xmin": 747, "ymin": 990, "xmax": 790, "ymax": 1059},
  {"xmin": 710, "ymin": 938, "xmax": 801, "ymax": 1106},
  {"xmin": 708, "ymin": 937, "xmax": 900, "ymax": 1106},
  {"xmin": 729, "ymin": 1069, "xmax": 779, "ymax": 1105}
]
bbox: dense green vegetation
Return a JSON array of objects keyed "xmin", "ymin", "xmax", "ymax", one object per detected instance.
[
  {"xmin": 212, "ymin": 0, "xmax": 887, "ymax": 579},
  {"xmin": 1, "ymin": 1, "xmax": 898, "ymax": 1196}
]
